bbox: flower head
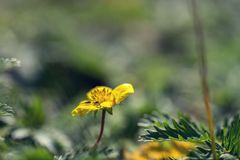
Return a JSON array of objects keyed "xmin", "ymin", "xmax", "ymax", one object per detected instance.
[{"xmin": 72, "ymin": 83, "xmax": 134, "ymax": 116}]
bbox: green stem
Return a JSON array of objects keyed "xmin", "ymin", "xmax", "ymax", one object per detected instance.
[
  {"xmin": 93, "ymin": 109, "xmax": 106, "ymax": 148},
  {"xmin": 190, "ymin": 0, "xmax": 217, "ymax": 159}
]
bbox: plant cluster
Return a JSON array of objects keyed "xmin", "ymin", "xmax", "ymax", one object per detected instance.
[{"xmin": 138, "ymin": 112, "xmax": 240, "ymax": 159}]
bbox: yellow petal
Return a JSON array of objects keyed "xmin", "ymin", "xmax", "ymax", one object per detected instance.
[
  {"xmin": 86, "ymin": 86, "xmax": 114, "ymax": 103},
  {"xmin": 100, "ymin": 101, "xmax": 114, "ymax": 108},
  {"xmin": 71, "ymin": 100, "xmax": 100, "ymax": 116},
  {"xmin": 113, "ymin": 83, "xmax": 134, "ymax": 104}
]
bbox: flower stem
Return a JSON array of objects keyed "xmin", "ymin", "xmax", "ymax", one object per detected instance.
[
  {"xmin": 189, "ymin": 0, "xmax": 217, "ymax": 159},
  {"xmin": 93, "ymin": 109, "xmax": 106, "ymax": 148}
]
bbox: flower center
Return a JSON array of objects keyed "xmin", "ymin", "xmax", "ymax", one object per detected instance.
[{"xmin": 89, "ymin": 87, "xmax": 114, "ymax": 103}]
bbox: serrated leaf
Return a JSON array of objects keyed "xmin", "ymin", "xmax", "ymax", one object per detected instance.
[{"xmin": 138, "ymin": 113, "xmax": 210, "ymax": 144}]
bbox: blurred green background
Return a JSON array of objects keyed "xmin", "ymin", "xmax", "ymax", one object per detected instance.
[{"xmin": 0, "ymin": 0, "xmax": 240, "ymax": 159}]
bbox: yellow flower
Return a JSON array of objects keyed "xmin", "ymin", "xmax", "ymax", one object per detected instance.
[
  {"xmin": 125, "ymin": 141, "xmax": 195, "ymax": 160},
  {"xmin": 72, "ymin": 83, "xmax": 134, "ymax": 116}
]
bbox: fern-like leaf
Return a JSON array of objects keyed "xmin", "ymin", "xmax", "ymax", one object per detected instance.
[{"xmin": 138, "ymin": 113, "xmax": 210, "ymax": 144}]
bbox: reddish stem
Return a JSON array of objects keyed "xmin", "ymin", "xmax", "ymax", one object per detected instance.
[
  {"xmin": 190, "ymin": 0, "xmax": 217, "ymax": 159},
  {"xmin": 93, "ymin": 109, "xmax": 106, "ymax": 148}
]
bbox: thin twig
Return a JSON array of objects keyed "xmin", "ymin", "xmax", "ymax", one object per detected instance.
[
  {"xmin": 93, "ymin": 109, "xmax": 106, "ymax": 148},
  {"xmin": 189, "ymin": 0, "xmax": 217, "ymax": 159}
]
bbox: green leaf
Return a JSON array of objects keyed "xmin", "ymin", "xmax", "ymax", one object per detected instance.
[
  {"xmin": 17, "ymin": 147, "xmax": 53, "ymax": 160},
  {"xmin": 187, "ymin": 146, "xmax": 212, "ymax": 159},
  {"xmin": 138, "ymin": 113, "xmax": 210, "ymax": 143},
  {"xmin": 105, "ymin": 108, "xmax": 113, "ymax": 115},
  {"xmin": 0, "ymin": 103, "xmax": 14, "ymax": 117},
  {"xmin": 21, "ymin": 96, "xmax": 45, "ymax": 129},
  {"xmin": 0, "ymin": 58, "xmax": 20, "ymax": 72},
  {"xmin": 220, "ymin": 114, "xmax": 240, "ymax": 157},
  {"xmin": 219, "ymin": 154, "xmax": 238, "ymax": 160},
  {"xmin": 55, "ymin": 146, "xmax": 113, "ymax": 160}
]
